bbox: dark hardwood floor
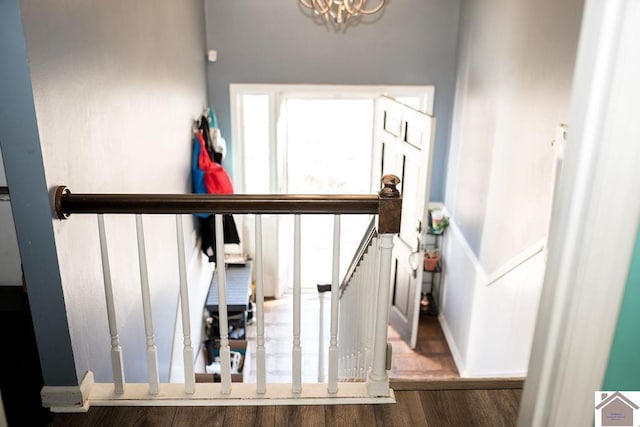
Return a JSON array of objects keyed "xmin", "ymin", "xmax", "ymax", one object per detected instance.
[
  {"xmin": 46, "ymin": 388, "xmax": 522, "ymax": 426},
  {"xmin": 388, "ymin": 312, "xmax": 459, "ymax": 380},
  {"xmin": 4, "ymin": 286, "xmax": 523, "ymax": 426}
]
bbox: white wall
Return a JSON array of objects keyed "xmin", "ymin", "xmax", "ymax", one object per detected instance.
[
  {"xmin": 20, "ymin": 0, "xmax": 212, "ymax": 383},
  {"xmin": 0, "ymin": 151, "xmax": 22, "ymax": 287},
  {"xmin": 440, "ymin": 0, "xmax": 584, "ymax": 377}
]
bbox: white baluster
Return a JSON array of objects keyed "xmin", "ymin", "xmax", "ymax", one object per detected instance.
[
  {"xmin": 318, "ymin": 289, "xmax": 325, "ymax": 383},
  {"xmin": 328, "ymin": 215, "xmax": 341, "ymax": 393},
  {"xmin": 364, "ymin": 237, "xmax": 380, "ymax": 375},
  {"xmin": 344, "ymin": 275, "xmax": 352, "ymax": 377},
  {"xmin": 135, "ymin": 214, "xmax": 159, "ymax": 395},
  {"xmin": 214, "ymin": 214, "xmax": 232, "ymax": 394},
  {"xmin": 349, "ymin": 271, "xmax": 358, "ymax": 377},
  {"xmin": 176, "ymin": 215, "xmax": 195, "ymax": 394},
  {"xmin": 338, "ymin": 284, "xmax": 346, "ymax": 378},
  {"xmin": 292, "ymin": 215, "xmax": 302, "ymax": 394},
  {"xmin": 359, "ymin": 252, "xmax": 368, "ymax": 377},
  {"xmin": 363, "ymin": 245, "xmax": 375, "ymax": 376},
  {"xmin": 367, "ymin": 233, "xmax": 394, "ymax": 397},
  {"xmin": 255, "ymin": 215, "xmax": 266, "ymax": 394},
  {"xmin": 356, "ymin": 258, "xmax": 364, "ymax": 377},
  {"xmin": 97, "ymin": 215, "xmax": 125, "ymax": 395}
]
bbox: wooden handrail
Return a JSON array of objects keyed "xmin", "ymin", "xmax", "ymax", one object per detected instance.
[
  {"xmin": 54, "ymin": 188, "xmax": 378, "ymax": 218},
  {"xmin": 340, "ymin": 218, "xmax": 377, "ymax": 295},
  {"xmin": 53, "ymin": 174, "xmax": 402, "ymax": 232}
]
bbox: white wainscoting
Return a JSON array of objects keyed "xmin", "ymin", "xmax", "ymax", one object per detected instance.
[{"xmin": 439, "ymin": 217, "xmax": 546, "ymax": 378}]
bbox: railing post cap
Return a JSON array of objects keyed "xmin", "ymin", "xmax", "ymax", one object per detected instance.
[{"xmin": 379, "ymin": 175, "xmax": 401, "ymax": 198}]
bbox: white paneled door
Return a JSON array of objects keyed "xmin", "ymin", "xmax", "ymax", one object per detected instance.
[{"xmin": 372, "ymin": 96, "xmax": 436, "ymax": 348}]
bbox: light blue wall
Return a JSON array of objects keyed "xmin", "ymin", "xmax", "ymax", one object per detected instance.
[
  {"xmin": 0, "ymin": 0, "xmax": 76, "ymax": 385},
  {"xmin": 602, "ymin": 225, "xmax": 640, "ymax": 391},
  {"xmin": 204, "ymin": 0, "xmax": 461, "ymax": 201}
]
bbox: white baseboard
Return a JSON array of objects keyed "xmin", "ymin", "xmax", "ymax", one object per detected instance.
[
  {"xmin": 438, "ymin": 313, "xmax": 467, "ymax": 377},
  {"xmin": 41, "ymin": 371, "xmax": 94, "ymax": 413},
  {"xmin": 461, "ymin": 369, "xmax": 527, "ymax": 379}
]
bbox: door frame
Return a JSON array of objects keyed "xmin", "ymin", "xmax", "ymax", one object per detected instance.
[
  {"xmin": 230, "ymin": 84, "xmax": 434, "ymax": 195},
  {"xmin": 229, "ymin": 84, "xmax": 434, "ymax": 297},
  {"xmin": 519, "ymin": 0, "xmax": 640, "ymax": 425}
]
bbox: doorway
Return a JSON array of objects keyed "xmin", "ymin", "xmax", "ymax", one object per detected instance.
[{"xmin": 230, "ymin": 84, "xmax": 434, "ymax": 297}]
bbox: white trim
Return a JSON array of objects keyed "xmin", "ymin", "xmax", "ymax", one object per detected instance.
[
  {"xmin": 462, "ymin": 370, "xmax": 527, "ymax": 379},
  {"xmin": 229, "ymin": 84, "xmax": 434, "ymax": 112},
  {"xmin": 485, "ymin": 239, "xmax": 546, "ymax": 286},
  {"xmin": 229, "ymin": 84, "xmax": 244, "ymax": 193},
  {"xmin": 448, "ymin": 214, "xmax": 547, "ymax": 288},
  {"xmin": 519, "ymin": 0, "xmax": 640, "ymax": 425},
  {"xmin": 230, "ymin": 84, "xmax": 435, "ymax": 298},
  {"xmin": 65, "ymin": 381, "xmax": 395, "ymax": 409},
  {"xmin": 229, "ymin": 83, "xmax": 435, "ymax": 195},
  {"xmin": 438, "ymin": 313, "xmax": 468, "ymax": 378},
  {"xmin": 42, "ymin": 371, "xmax": 94, "ymax": 413},
  {"xmin": 447, "ymin": 218, "xmax": 488, "ymax": 284}
]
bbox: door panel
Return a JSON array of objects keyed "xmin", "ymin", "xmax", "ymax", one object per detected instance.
[
  {"xmin": 399, "ymin": 156, "xmax": 421, "ymax": 246},
  {"xmin": 384, "ymin": 110, "xmax": 403, "ymax": 137},
  {"xmin": 372, "ymin": 95, "xmax": 436, "ymax": 348},
  {"xmin": 391, "ymin": 241, "xmax": 414, "ymax": 319}
]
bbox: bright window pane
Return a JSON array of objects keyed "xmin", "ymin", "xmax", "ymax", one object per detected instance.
[
  {"xmin": 286, "ymin": 99, "xmax": 373, "ymax": 194},
  {"xmin": 242, "ymin": 95, "xmax": 270, "ymax": 193},
  {"xmin": 285, "ymin": 98, "xmax": 374, "ymax": 285}
]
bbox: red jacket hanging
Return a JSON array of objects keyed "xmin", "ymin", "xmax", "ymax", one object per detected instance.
[{"xmin": 196, "ymin": 132, "xmax": 234, "ymax": 194}]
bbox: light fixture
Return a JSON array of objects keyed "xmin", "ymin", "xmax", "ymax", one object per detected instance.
[{"xmin": 298, "ymin": 0, "xmax": 386, "ymax": 25}]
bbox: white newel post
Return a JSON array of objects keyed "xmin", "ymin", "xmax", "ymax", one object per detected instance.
[
  {"xmin": 367, "ymin": 174, "xmax": 401, "ymax": 397},
  {"xmin": 365, "ymin": 237, "xmax": 380, "ymax": 375},
  {"xmin": 366, "ymin": 233, "xmax": 393, "ymax": 396}
]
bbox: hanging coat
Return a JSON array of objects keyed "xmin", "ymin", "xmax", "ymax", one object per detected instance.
[{"xmin": 191, "ymin": 113, "xmax": 240, "ymax": 262}]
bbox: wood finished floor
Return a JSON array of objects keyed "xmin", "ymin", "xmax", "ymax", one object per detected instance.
[
  {"xmin": 45, "ymin": 290, "xmax": 523, "ymax": 426},
  {"xmin": 234, "ymin": 290, "xmax": 459, "ymax": 384},
  {"xmin": 46, "ymin": 388, "xmax": 522, "ymax": 426}
]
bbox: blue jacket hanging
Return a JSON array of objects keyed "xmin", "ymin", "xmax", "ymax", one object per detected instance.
[
  {"xmin": 191, "ymin": 110, "xmax": 241, "ymax": 261},
  {"xmin": 191, "ymin": 132, "xmax": 209, "ymax": 218}
]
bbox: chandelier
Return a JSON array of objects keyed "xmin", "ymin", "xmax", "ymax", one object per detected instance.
[{"xmin": 298, "ymin": 0, "xmax": 386, "ymax": 24}]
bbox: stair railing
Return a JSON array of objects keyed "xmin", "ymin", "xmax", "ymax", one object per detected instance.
[{"xmin": 50, "ymin": 174, "xmax": 401, "ymax": 410}]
